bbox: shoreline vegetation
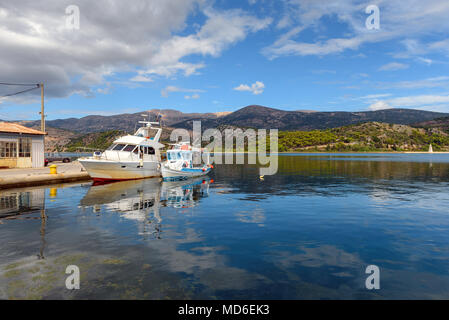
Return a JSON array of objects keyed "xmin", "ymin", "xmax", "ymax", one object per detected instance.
[{"xmin": 56, "ymin": 121, "xmax": 449, "ymax": 153}]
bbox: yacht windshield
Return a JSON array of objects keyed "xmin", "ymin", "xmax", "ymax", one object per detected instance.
[
  {"xmin": 123, "ymin": 145, "xmax": 136, "ymax": 152},
  {"xmin": 113, "ymin": 144, "xmax": 126, "ymax": 151}
]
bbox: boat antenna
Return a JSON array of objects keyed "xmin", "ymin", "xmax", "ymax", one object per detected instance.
[{"xmin": 152, "ymin": 109, "xmax": 162, "ymax": 128}]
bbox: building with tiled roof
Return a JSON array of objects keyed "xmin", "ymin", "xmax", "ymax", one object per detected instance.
[
  {"xmin": 0, "ymin": 122, "xmax": 46, "ymax": 136},
  {"xmin": 0, "ymin": 122, "xmax": 45, "ymax": 168}
]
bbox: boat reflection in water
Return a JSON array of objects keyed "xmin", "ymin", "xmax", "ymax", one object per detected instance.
[
  {"xmin": 79, "ymin": 177, "xmax": 212, "ymax": 237},
  {"xmin": 161, "ymin": 177, "xmax": 211, "ymax": 208}
]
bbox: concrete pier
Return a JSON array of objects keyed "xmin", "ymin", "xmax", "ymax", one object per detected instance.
[{"xmin": 0, "ymin": 162, "xmax": 91, "ymax": 190}]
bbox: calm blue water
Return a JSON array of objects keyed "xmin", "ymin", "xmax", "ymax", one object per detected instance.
[{"xmin": 2, "ymin": 153, "xmax": 449, "ymax": 299}]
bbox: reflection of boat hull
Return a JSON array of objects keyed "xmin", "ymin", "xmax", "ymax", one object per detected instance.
[
  {"xmin": 161, "ymin": 166, "xmax": 211, "ymax": 181},
  {"xmin": 161, "ymin": 177, "xmax": 210, "ymax": 208},
  {"xmin": 80, "ymin": 178, "xmax": 161, "ymax": 206},
  {"xmin": 79, "ymin": 159, "xmax": 160, "ymax": 181}
]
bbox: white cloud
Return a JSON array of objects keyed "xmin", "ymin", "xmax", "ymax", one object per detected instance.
[
  {"xmin": 233, "ymin": 81, "xmax": 265, "ymax": 95},
  {"xmin": 130, "ymin": 75, "xmax": 154, "ymax": 83},
  {"xmin": 184, "ymin": 93, "xmax": 200, "ymax": 99},
  {"xmin": 387, "ymin": 95, "xmax": 449, "ymax": 107},
  {"xmin": 263, "ymin": 0, "xmax": 449, "ymax": 59},
  {"xmin": 367, "ymin": 94, "xmax": 449, "ymax": 112},
  {"xmin": 149, "ymin": 9, "xmax": 271, "ymax": 66},
  {"xmin": 360, "ymin": 93, "xmax": 392, "ymax": 100},
  {"xmin": 428, "ymin": 39, "xmax": 449, "ymax": 55},
  {"xmin": 369, "ymin": 101, "xmax": 391, "ymax": 111},
  {"xmin": 140, "ymin": 62, "xmax": 205, "ymax": 78},
  {"xmin": 416, "ymin": 57, "xmax": 433, "ymax": 66},
  {"xmin": 161, "ymin": 86, "xmax": 204, "ymax": 98},
  {"xmin": 377, "ymin": 76, "xmax": 449, "ymax": 90},
  {"xmin": 0, "ymin": 1, "xmax": 271, "ymax": 103},
  {"xmin": 379, "ymin": 62, "xmax": 409, "ymax": 71}
]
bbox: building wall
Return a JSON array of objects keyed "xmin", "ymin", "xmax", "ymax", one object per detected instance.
[
  {"xmin": 0, "ymin": 133, "xmax": 18, "ymax": 168},
  {"xmin": 17, "ymin": 157, "xmax": 32, "ymax": 168},
  {"xmin": 0, "ymin": 133, "xmax": 44, "ymax": 168},
  {"xmin": 0, "ymin": 158, "xmax": 18, "ymax": 168},
  {"xmin": 31, "ymin": 136, "xmax": 45, "ymax": 168}
]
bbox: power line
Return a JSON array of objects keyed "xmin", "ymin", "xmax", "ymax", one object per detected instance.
[
  {"xmin": 0, "ymin": 83, "xmax": 40, "ymax": 98},
  {"xmin": 0, "ymin": 82, "xmax": 39, "ymax": 86}
]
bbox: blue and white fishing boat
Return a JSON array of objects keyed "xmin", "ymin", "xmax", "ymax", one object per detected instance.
[{"xmin": 161, "ymin": 142, "xmax": 213, "ymax": 181}]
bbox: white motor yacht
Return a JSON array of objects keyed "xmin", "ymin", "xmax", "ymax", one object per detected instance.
[{"xmin": 79, "ymin": 118, "xmax": 164, "ymax": 182}]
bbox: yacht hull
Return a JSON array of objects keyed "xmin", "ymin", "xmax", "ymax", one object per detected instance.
[{"xmin": 79, "ymin": 159, "xmax": 161, "ymax": 181}]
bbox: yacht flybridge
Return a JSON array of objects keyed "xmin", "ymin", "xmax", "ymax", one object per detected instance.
[{"xmin": 79, "ymin": 117, "xmax": 164, "ymax": 182}]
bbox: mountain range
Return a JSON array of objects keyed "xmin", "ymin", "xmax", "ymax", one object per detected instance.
[{"xmin": 20, "ymin": 105, "xmax": 449, "ymax": 133}]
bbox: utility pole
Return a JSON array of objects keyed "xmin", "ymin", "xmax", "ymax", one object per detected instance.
[{"xmin": 40, "ymin": 83, "xmax": 45, "ymax": 133}]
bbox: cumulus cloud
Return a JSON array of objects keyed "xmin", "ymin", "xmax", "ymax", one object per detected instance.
[
  {"xmin": 379, "ymin": 62, "xmax": 409, "ymax": 71},
  {"xmin": 369, "ymin": 101, "xmax": 391, "ymax": 111},
  {"xmin": 0, "ymin": 1, "xmax": 271, "ymax": 103},
  {"xmin": 233, "ymin": 81, "xmax": 265, "ymax": 95}
]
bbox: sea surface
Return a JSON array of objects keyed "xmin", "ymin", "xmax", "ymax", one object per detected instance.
[{"xmin": 2, "ymin": 153, "xmax": 449, "ymax": 299}]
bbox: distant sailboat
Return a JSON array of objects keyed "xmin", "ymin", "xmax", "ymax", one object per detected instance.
[{"xmin": 429, "ymin": 144, "xmax": 433, "ymax": 153}]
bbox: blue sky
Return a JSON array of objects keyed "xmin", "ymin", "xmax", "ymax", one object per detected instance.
[{"xmin": 1, "ymin": 0, "xmax": 449, "ymax": 120}]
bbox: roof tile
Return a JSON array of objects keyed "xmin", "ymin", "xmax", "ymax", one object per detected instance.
[{"xmin": 0, "ymin": 122, "xmax": 46, "ymax": 135}]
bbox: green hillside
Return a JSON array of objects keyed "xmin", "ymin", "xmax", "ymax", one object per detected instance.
[
  {"xmin": 64, "ymin": 130, "xmax": 127, "ymax": 152},
  {"xmin": 61, "ymin": 122, "xmax": 449, "ymax": 153},
  {"xmin": 279, "ymin": 122, "xmax": 449, "ymax": 152}
]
